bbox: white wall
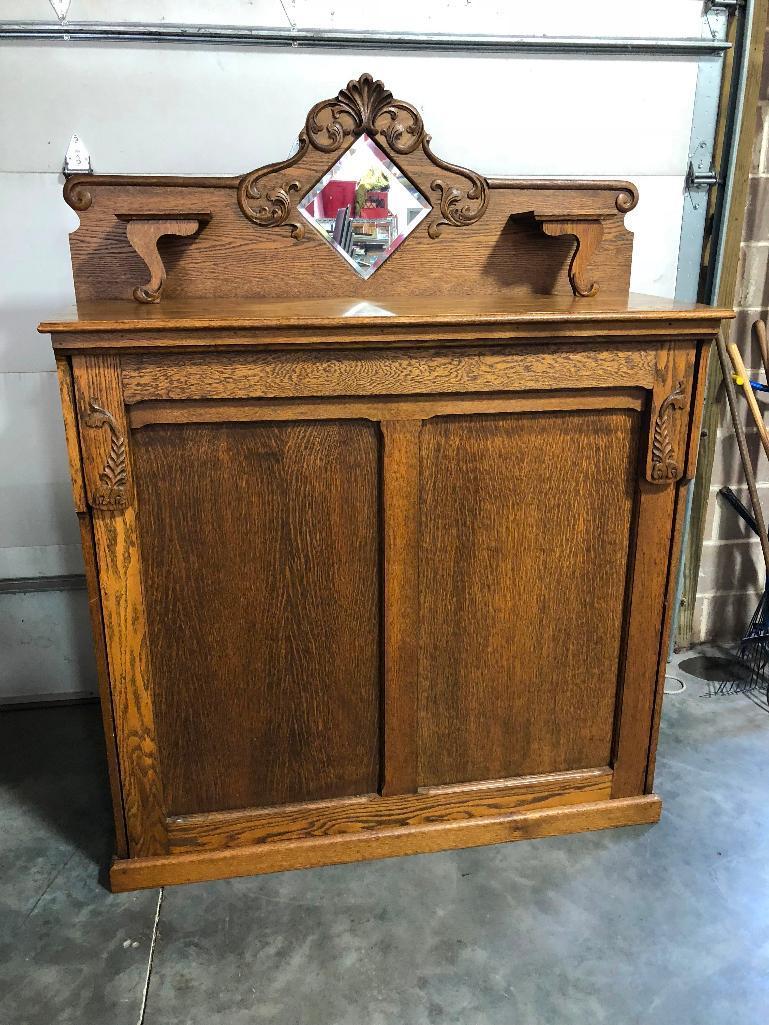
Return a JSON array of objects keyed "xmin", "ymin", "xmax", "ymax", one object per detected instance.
[{"xmin": 0, "ymin": 0, "xmax": 707, "ymax": 699}]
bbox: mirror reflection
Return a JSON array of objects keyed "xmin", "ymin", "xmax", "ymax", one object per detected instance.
[{"xmin": 298, "ymin": 134, "xmax": 431, "ymax": 278}]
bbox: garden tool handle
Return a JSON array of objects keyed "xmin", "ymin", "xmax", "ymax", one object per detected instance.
[
  {"xmin": 728, "ymin": 343, "xmax": 769, "ymax": 464},
  {"xmin": 754, "ymin": 318, "xmax": 769, "ymax": 383},
  {"xmin": 718, "ymin": 486, "xmax": 760, "ymax": 537}
]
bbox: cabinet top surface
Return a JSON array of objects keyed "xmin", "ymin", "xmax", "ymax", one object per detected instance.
[{"xmin": 40, "ymin": 293, "xmax": 732, "ymax": 335}]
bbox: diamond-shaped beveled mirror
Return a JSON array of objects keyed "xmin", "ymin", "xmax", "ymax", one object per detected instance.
[{"xmin": 298, "ymin": 134, "xmax": 431, "ymax": 279}]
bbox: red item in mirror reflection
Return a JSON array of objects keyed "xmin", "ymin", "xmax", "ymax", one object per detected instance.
[{"xmin": 312, "ymin": 180, "xmax": 355, "ymax": 220}]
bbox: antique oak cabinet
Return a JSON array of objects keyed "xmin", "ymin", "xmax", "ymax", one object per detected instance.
[{"xmin": 40, "ymin": 75, "xmax": 731, "ymax": 891}]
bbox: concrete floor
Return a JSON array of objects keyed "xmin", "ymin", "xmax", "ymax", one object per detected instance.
[{"xmin": 1, "ymin": 650, "xmax": 768, "ymax": 1025}]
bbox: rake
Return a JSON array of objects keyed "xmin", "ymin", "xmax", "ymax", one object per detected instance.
[{"xmin": 717, "ymin": 486, "xmax": 768, "ymax": 694}]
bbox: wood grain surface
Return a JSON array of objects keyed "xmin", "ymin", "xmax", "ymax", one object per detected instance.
[
  {"xmin": 64, "ymin": 182, "xmax": 634, "ymax": 304},
  {"xmin": 127, "ymin": 391, "xmax": 646, "ymax": 430},
  {"xmin": 77, "ymin": 510, "xmax": 129, "ymax": 858},
  {"xmin": 129, "ymin": 387, "xmax": 648, "ymax": 428},
  {"xmin": 645, "ymin": 343, "xmax": 711, "ymax": 792},
  {"xmin": 645, "ymin": 477, "xmax": 689, "ymax": 794},
  {"xmin": 683, "ymin": 341, "xmax": 711, "ymax": 482},
  {"xmin": 41, "ymin": 292, "xmax": 731, "ymax": 335},
  {"xmin": 110, "ymin": 795, "xmax": 662, "ymax": 891},
  {"xmin": 120, "ymin": 344, "xmax": 656, "ymax": 403},
  {"xmin": 132, "ymin": 419, "xmax": 381, "ymax": 815},
  {"xmin": 54, "ymin": 356, "xmax": 87, "ymax": 512},
  {"xmin": 380, "ymin": 420, "xmax": 421, "ymax": 796},
  {"xmin": 168, "ymin": 767, "xmax": 612, "ymax": 852},
  {"xmin": 72, "ymin": 355, "xmax": 167, "ymax": 857},
  {"xmin": 418, "ymin": 408, "xmax": 640, "ymax": 786},
  {"xmin": 611, "ymin": 482, "xmax": 678, "ymax": 798},
  {"xmin": 612, "ymin": 343, "xmax": 695, "ymax": 796}
]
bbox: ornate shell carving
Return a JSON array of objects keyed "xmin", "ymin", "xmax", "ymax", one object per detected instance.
[
  {"xmin": 306, "ymin": 72, "xmax": 424, "ymax": 155},
  {"xmin": 423, "ymin": 135, "xmax": 489, "ymax": 239}
]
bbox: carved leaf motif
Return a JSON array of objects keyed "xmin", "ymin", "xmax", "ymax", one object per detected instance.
[
  {"xmin": 423, "ymin": 135, "xmax": 489, "ymax": 238},
  {"xmin": 237, "ymin": 137, "xmax": 310, "ymax": 239},
  {"xmin": 651, "ymin": 382, "xmax": 685, "ymax": 482},
  {"xmin": 84, "ymin": 399, "xmax": 128, "ymax": 509}
]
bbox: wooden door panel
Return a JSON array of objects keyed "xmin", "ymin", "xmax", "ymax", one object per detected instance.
[
  {"xmin": 418, "ymin": 408, "xmax": 640, "ymax": 787},
  {"xmin": 132, "ymin": 419, "xmax": 380, "ymax": 815}
]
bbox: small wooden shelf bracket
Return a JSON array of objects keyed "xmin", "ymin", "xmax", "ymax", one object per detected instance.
[
  {"xmin": 116, "ymin": 211, "xmax": 212, "ymax": 303},
  {"xmin": 533, "ymin": 214, "xmax": 609, "ymax": 298}
]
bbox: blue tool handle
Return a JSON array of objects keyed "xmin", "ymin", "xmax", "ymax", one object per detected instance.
[{"xmin": 718, "ymin": 486, "xmax": 760, "ymax": 537}]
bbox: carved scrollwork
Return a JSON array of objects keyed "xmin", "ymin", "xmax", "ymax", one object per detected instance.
[
  {"xmin": 63, "ymin": 177, "xmax": 93, "ymax": 211},
  {"xmin": 237, "ymin": 73, "xmax": 490, "ymax": 240},
  {"xmin": 237, "ymin": 136, "xmax": 310, "ymax": 239},
  {"xmin": 116, "ymin": 214, "xmax": 207, "ymax": 304},
  {"xmin": 84, "ymin": 399, "xmax": 128, "ymax": 509},
  {"xmin": 650, "ymin": 382, "xmax": 685, "ymax": 482},
  {"xmin": 306, "ymin": 72, "xmax": 424, "ymax": 155},
  {"xmin": 423, "ymin": 135, "xmax": 489, "ymax": 239},
  {"xmin": 616, "ymin": 186, "xmax": 639, "ymax": 213},
  {"xmin": 536, "ymin": 215, "xmax": 606, "ymax": 298}
]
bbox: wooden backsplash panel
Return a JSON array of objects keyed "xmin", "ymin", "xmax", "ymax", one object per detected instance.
[{"xmin": 67, "ymin": 183, "xmax": 632, "ymax": 303}]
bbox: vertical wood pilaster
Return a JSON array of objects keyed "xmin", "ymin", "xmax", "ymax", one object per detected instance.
[
  {"xmin": 380, "ymin": 419, "xmax": 421, "ymax": 797},
  {"xmin": 612, "ymin": 481, "xmax": 678, "ymax": 797},
  {"xmin": 72, "ymin": 354, "xmax": 168, "ymax": 857},
  {"xmin": 614, "ymin": 341, "xmax": 697, "ymax": 797}
]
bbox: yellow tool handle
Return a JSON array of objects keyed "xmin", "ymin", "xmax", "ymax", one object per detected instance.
[
  {"xmin": 754, "ymin": 319, "xmax": 769, "ymax": 383},
  {"xmin": 728, "ymin": 342, "xmax": 769, "ymax": 463}
]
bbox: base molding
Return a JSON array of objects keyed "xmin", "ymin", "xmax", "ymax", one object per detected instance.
[{"xmin": 110, "ymin": 794, "xmax": 661, "ymax": 892}]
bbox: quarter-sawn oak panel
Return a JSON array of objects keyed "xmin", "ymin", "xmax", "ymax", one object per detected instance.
[
  {"xmin": 418, "ymin": 409, "xmax": 639, "ymax": 786},
  {"xmin": 132, "ymin": 419, "xmax": 380, "ymax": 815}
]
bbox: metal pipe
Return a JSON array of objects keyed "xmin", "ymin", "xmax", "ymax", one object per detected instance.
[{"xmin": 0, "ymin": 22, "xmax": 732, "ymax": 56}]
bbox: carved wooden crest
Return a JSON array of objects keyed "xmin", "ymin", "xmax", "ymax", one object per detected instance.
[{"xmin": 237, "ymin": 72, "xmax": 489, "ymax": 243}]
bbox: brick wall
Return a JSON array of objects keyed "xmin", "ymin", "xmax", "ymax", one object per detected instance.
[{"xmin": 693, "ymin": 20, "xmax": 769, "ymax": 642}]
